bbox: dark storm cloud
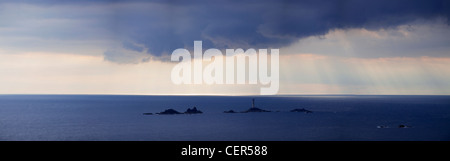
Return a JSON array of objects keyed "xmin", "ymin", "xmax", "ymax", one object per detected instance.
[
  {"xmin": 105, "ymin": 0, "xmax": 449, "ymax": 57},
  {"xmin": 2, "ymin": 0, "xmax": 450, "ymax": 57}
]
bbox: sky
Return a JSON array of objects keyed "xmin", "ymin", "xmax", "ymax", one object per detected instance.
[{"xmin": 0, "ymin": 0, "xmax": 450, "ymax": 95}]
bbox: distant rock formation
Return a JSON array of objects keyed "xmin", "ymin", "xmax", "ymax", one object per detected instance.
[
  {"xmin": 184, "ymin": 107, "xmax": 203, "ymax": 114},
  {"xmin": 376, "ymin": 124, "xmax": 412, "ymax": 128},
  {"xmin": 242, "ymin": 99, "xmax": 271, "ymax": 113},
  {"xmin": 398, "ymin": 124, "xmax": 411, "ymax": 128},
  {"xmin": 290, "ymin": 108, "xmax": 313, "ymax": 113},
  {"xmin": 156, "ymin": 109, "xmax": 182, "ymax": 115},
  {"xmin": 151, "ymin": 107, "xmax": 203, "ymax": 115},
  {"xmin": 242, "ymin": 107, "xmax": 271, "ymax": 113},
  {"xmin": 148, "ymin": 99, "xmax": 279, "ymax": 115},
  {"xmin": 224, "ymin": 110, "xmax": 237, "ymax": 113}
]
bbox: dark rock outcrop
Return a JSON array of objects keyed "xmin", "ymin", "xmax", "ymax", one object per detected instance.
[
  {"xmin": 241, "ymin": 98, "xmax": 271, "ymax": 113},
  {"xmin": 142, "ymin": 113, "xmax": 153, "ymax": 115},
  {"xmin": 184, "ymin": 107, "xmax": 203, "ymax": 114},
  {"xmin": 242, "ymin": 107, "xmax": 271, "ymax": 113},
  {"xmin": 156, "ymin": 109, "xmax": 182, "ymax": 115},
  {"xmin": 290, "ymin": 108, "xmax": 313, "ymax": 113},
  {"xmin": 398, "ymin": 124, "xmax": 411, "ymax": 128},
  {"xmin": 224, "ymin": 110, "xmax": 237, "ymax": 113}
]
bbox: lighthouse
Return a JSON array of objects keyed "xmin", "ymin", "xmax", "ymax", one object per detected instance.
[{"xmin": 252, "ymin": 98, "xmax": 255, "ymax": 108}]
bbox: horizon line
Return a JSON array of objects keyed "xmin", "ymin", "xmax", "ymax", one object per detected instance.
[{"xmin": 0, "ymin": 93, "xmax": 449, "ymax": 96}]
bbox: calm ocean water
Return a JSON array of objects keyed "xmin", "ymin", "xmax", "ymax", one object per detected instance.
[{"xmin": 0, "ymin": 95, "xmax": 449, "ymax": 141}]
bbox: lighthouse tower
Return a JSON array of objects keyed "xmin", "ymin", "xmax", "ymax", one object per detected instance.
[
  {"xmin": 243, "ymin": 98, "xmax": 269, "ymax": 112},
  {"xmin": 252, "ymin": 98, "xmax": 255, "ymax": 108}
]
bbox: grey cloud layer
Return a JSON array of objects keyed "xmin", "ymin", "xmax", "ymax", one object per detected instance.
[
  {"xmin": 104, "ymin": 0, "xmax": 449, "ymax": 56},
  {"xmin": 1, "ymin": 0, "xmax": 449, "ymax": 61}
]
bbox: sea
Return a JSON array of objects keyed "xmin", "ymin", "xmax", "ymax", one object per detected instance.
[{"xmin": 0, "ymin": 95, "xmax": 449, "ymax": 141}]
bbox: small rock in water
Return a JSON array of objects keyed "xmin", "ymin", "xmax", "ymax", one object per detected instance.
[
  {"xmin": 290, "ymin": 108, "xmax": 313, "ymax": 113},
  {"xmin": 398, "ymin": 124, "xmax": 411, "ymax": 128},
  {"xmin": 224, "ymin": 110, "xmax": 237, "ymax": 113}
]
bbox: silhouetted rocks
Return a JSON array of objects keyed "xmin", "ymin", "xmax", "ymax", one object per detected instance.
[
  {"xmin": 224, "ymin": 110, "xmax": 237, "ymax": 113},
  {"xmin": 290, "ymin": 108, "xmax": 313, "ymax": 113},
  {"xmin": 147, "ymin": 99, "xmax": 281, "ymax": 115},
  {"xmin": 241, "ymin": 98, "xmax": 271, "ymax": 113},
  {"xmin": 156, "ymin": 109, "xmax": 182, "ymax": 115},
  {"xmin": 376, "ymin": 124, "xmax": 412, "ymax": 129},
  {"xmin": 184, "ymin": 107, "xmax": 203, "ymax": 114},
  {"xmin": 398, "ymin": 124, "xmax": 411, "ymax": 128},
  {"xmin": 151, "ymin": 107, "xmax": 203, "ymax": 115},
  {"xmin": 242, "ymin": 107, "xmax": 271, "ymax": 113}
]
